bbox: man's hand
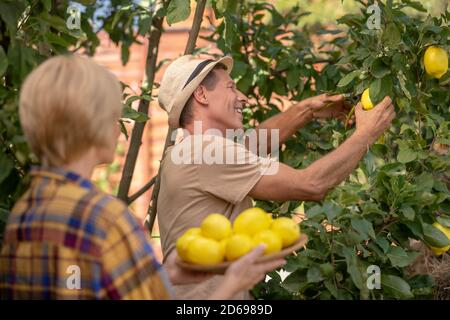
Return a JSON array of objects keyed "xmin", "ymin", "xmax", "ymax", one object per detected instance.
[
  {"xmin": 354, "ymin": 96, "xmax": 396, "ymax": 145},
  {"xmin": 301, "ymin": 93, "xmax": 353, "ymax": 125},
  {"xmin": 164, "ymin": 250, "xmax": 214, "ymax": 285}
]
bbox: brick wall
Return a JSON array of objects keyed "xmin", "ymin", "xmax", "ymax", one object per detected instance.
[{"xmin": 91, "ymin": 8, "xmax": 218, "ymax": 262}]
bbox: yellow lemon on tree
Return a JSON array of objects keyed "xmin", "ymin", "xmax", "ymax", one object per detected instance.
[
  {"xmin": 270, "ymin": 217, "xmax": 300, "ymax": 248},
  {"xmin": 201, "ymin": 213, "xmax": 232, "ymax": 241},
  {"xmin": 185, "ymin": 227, "xmax": 202, "ymax": 236},
  {"xmin": 253, "ymin": 230, "xmax": 282, "ymax": 255},
  {"xmin": 376, "ymin": 134, "xmax": 385, "ymax": 145},
  {"xmin": 185, "ymin": 236, "xmax": 224, "ymax": 265},
  {"xmin": 429, "ymin": 222, "xmax": 450, "ymax": 256},
  {"xmin": 424, "ymin": 46, "xmax": 448, "ymax": 79},
  {"xmin": 361, "ymin": 88, "xmax": 374, "ymax": 110},
  {"xmin": 176, "ymin": 233, "xmax": 200, "ymax": 261},
  {"xmin": 225, "ymin": 234, "xmax": 254, "ymax": 261},
  {"xmin": 233, "ymin": 207, "xmax": 271, "ymax": 236}
]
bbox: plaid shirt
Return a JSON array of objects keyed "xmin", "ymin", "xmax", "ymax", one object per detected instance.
[{"xmin": 0, "ymin": 167, "xmax": 172, "ymax": 300}]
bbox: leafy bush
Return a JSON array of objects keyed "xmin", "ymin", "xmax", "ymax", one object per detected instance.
[{"xmin": 207, "ymin": 0, "xmax": 450, "ymax": 299}]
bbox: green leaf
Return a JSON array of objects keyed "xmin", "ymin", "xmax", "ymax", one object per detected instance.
[
  {"xmin": 323, "ymin": 280, "xmax": 339, "ymax": 299},
  {"xmin": 397, "ymin": 147, "xmax": 417, "ymax": 163},
  {"xmin": 342, "ymin": 247, "xmax": 365, "ymax": 290},
  {"xmin": 306, "ymin": 265, "xmax": 323, "ymax": 283},
  {"xmin": 382, "ymin": 23, "xmax": 401, "ymax": 47},
  {"xmin": 423, "ymin": 223, "xmax": 450, "ymax": 247},
  {"xmin": 167, "ymin": 0, "xmax": 191, "ymax": 25},
  {"xmin": 414, "ymin": 173, "xmax": 434, "ymax": 192},
  {"xmin": 351, "ymin": 217, "xmax": 375, "ymax": 240},
  {"xmin": 337, "ymin": 70, "xmax": 360, "ymax": 87},
  {"xmin": 119, "ymin": 120, "xmax": 129, "ymax": 140},
  {"xmin": 400, "ymin": 205, "xmax": 415, "ymax": 221},
  {"xmin": 375, "ymin": 236, "xmax": 390, "ymax": 253},
  {"xmin": 323, "ymin": 202, "xmax": 342, "ymax": 222},
  {"xmin": 0, "ymin": 46, "xmax": 7, "ymax": 77},
  {"xmin": 286, "ymin": 68, "xmax": 300, "ymax": 90},
  {"xmin": 386, "ymin": 247, "xmax": 419, "ymax": 268},
  {"xmin": 0, "ymin": 153, "xmax": 14, "ymax": 184},
  {"xmin": 403, "ymin": 0, "xmax": 427, "ymax": 12},
  {"xmin": 0, "ymin": 207, "xmax": 9, "ymax": 224},
  {"xmin": 306, "ymin": 205, "xmax": 323, "ymax": 219},
  {"xmin": 381, "ymin": 275, "xmax": 413, "ymax": 299},
  {"xmin": 436, "ymin": 216, "xmax": 450, "ymax": 228},
  {"xmin": 0, "ymin": 0, "xmax": 25, "ymax": 34},
  {"xmin": 369, "ymin": 75, "xmax": 392, "ymax": 105},
  {"xmin": 122, "ymin": 107, "xmax": 149, "ymax": 122},
  {"xmin": 45, "ymin": 33, "xmax": 71, "ymax": 48},
  {"xmin": 319, "ymin": 263, "xmax": 334, "ymax": 278},
  {"xmin": 7, "ymin": 45, "xmax": 38, "ymax": 87},
  {"xmin": 371, "ymin": 59, "xmax": 391, "ymax": 79},
  {"xmin": 41, "ymin": 0, "xmax": 52, "ymax": 11}
]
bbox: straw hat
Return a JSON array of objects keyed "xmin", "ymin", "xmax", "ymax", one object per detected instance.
[{"xmin": 158, "ymin": 55, "xmax": 233, "ymax": 128}]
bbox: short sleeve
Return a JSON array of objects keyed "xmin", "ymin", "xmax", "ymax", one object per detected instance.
[
  {"xmin": 198, "ymin": 137, "xmax": 278, "ymax": 204},
  {"xmin": 101, "ymin": 209, "xmax": 173, "ymax": 300}
]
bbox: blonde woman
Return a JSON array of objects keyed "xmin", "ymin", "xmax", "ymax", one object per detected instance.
[{"xmin": 0, "ymin": 55, "xmax": 284, "ymax": 300}]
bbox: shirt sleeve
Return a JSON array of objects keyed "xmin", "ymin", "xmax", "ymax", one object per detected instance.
[
  {"xmin": 198, "ymin": 138, "xmax": 278, "ymax": 204},
  {"xmin": 101, "ymin": 209, "xmax": 173, "ymax": 300}
]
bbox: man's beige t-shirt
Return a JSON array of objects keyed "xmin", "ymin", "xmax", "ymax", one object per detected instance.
[{"xmin": 157, "ymin": 133, "xmax": 277, "ymax": 300}]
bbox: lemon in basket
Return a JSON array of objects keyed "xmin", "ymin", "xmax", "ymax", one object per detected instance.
[
  {"xmin": 185, "ymin": 236, "xmax": 224, "ymax": 265},
  {"xmin": 253, "ymin": 230, "xmax": 282, "ymax": 255},
  {"xmin": 233, "ymin": 208, "xmax": 271, "ymax": 236},
  {"xmin": 271, "ymin": 217, "xmax": 300, "ymax": 247}
]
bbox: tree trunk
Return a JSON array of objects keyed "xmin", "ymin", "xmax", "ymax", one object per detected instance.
[
  {"xmin": 117, "ymin": 1, "xmax": 168, "ymax": 202},
  {"xmin": 146, "ymin": 0, "xmax": 208, "ymax": 233}
]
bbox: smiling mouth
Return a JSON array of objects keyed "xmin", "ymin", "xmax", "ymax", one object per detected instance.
[{"xmin": 234, "ymin": 104, "xmax": 243, "ymax": 114}]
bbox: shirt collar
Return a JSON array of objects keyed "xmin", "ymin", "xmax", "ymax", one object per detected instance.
[{"xmin": 30, "ymin": 166, "xmax": 95, "ymax": 191}]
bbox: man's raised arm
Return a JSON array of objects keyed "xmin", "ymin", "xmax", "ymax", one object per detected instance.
[
  {"xmin": 250, "ymin": 94, "xmax": 347, "ymax": 154},
  {"xmin": 249, "ymin": 97, "xmax": 395, "ymax": 201}
]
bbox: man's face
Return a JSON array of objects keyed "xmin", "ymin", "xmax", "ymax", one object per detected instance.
[{"xmin": 202, "ymin": 69, "xmax": 248, "ymax": 131}]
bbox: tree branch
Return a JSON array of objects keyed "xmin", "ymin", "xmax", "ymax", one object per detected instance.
[
  {"xmin": 146, "ymin": 0, "xmax": 208, "ymax": 233},
  {"xmin": 128, "ymin": 175, "xmax": 157, "ymax": 204},
  {"xmin": 117, "ymin": 1, "xmax": 168, "ymax": 202}
]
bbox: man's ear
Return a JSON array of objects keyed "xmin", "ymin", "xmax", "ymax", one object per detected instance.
[{"xmin": 192, "ymin": 85, "xmax": 208, "ymax": 105}]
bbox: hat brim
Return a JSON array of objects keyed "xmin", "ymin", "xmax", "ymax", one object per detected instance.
[{"xmin": 168, "ymin": 56, "xmax": 234, "ymax": 128}]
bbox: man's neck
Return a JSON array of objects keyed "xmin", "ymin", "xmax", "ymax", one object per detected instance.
[{"xmin": 184, "ymin": 119, "xmax": 226, "ymax": 137}]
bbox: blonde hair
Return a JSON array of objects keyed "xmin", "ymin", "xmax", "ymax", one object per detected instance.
[{"xmin": 19, "ymin": 55, "xmax": 122, "ymax": 166}]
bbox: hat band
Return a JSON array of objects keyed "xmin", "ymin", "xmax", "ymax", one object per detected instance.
[{"xmin": 182, "ymin": 59, "xmax": 214, "ymax": 89}]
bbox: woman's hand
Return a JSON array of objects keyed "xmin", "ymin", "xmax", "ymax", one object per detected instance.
[
  {"xmin": 164, "ymin": 250, "xmax": 214, "ymax": 285},
  {"xmin": 210, "ymin": 245, "xmax": 286, "ymax": 300}
]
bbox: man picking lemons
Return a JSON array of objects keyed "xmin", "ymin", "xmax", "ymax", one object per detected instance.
[{"xmin": 156, "ymin": 55, "xmax": 396, "ymax": 299}]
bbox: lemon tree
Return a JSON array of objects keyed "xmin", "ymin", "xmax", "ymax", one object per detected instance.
[{"xmin": 208, "ymin": 0, "xmax": 450, "ymax": 299}]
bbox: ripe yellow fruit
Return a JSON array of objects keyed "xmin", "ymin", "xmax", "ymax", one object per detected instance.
[
  {"xmin": 225, "ymin": 234, "xmax": 254, "ymax": 261},
  {"xmin": 361, "ymin": 88, "xmax": 374, "ymax": 110},
  {"xmin": 429, "ymin": 222, "xmax": 450, "ymax": 256},
  {"xmin": 266, "ymin": 213, "xmax": 274, "ymax": 226},
  {"xmin": 185, "ymin": 236, "xmax": 224, "ymax": 265},
  {"xmin": 185, "ymin": 227, "xmax": 202, "ymax": 236},
  {"xmin": 233, "ymin": 207, "xmax": 271, "ymax": 236},
  {"xmin": 271, "ymin": 217, "xmax": 300, "ymax": 247},
  {"xmin": 176, "ymin": 233, "xmax": 200, "ymax": 261},
  {"xmin": 219, "ymin": 238, "xmax": 228, "ymax": 257},
  {"xmin": 253, "ymin": 230, "xmax": 282, "ymax": 255},
  {"xmin": 201, "ymin": 213, "xmax": 232, "ymax": 241},
  {"xmin": 424, "ymin": 46, "xmax": 448, "ymax": 79},
  {"xmin": 376, "ymin": 134, "xmax": 385, "ymax": 145}
]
